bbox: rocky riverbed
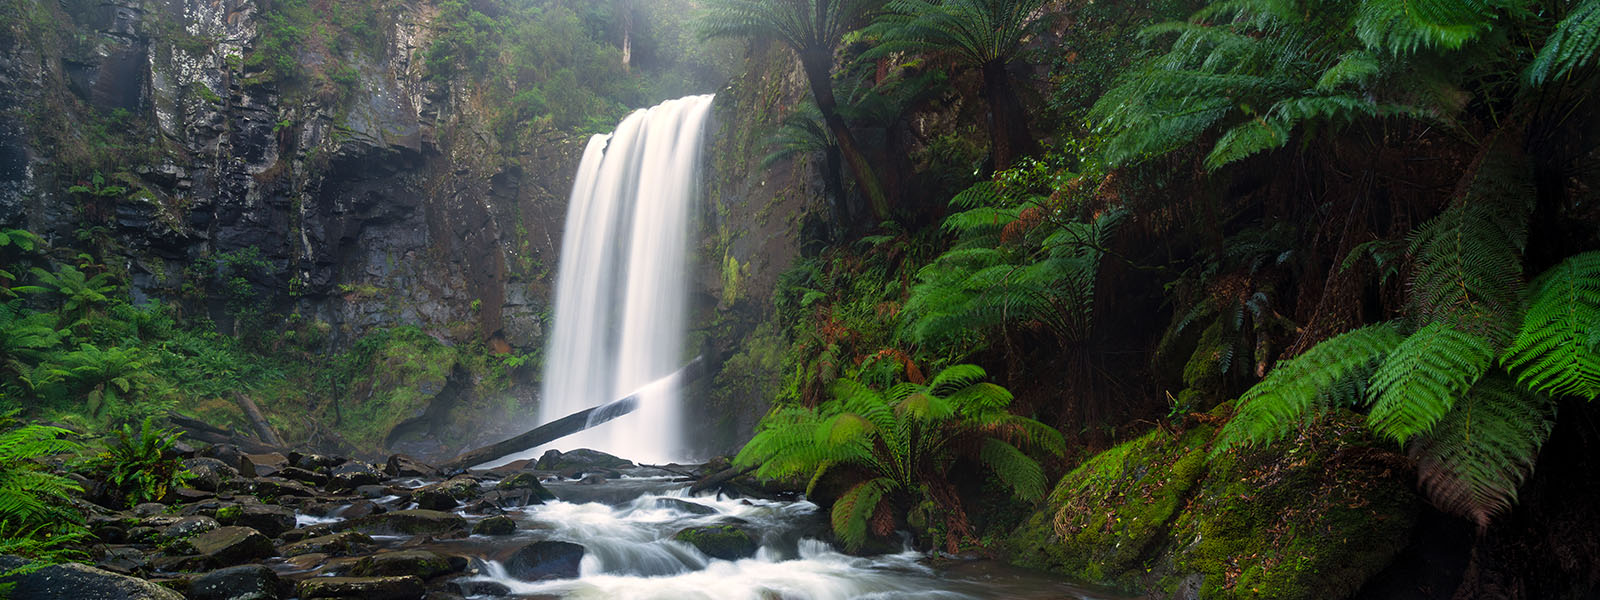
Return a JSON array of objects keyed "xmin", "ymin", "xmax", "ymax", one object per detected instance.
[{"xmin": 2, "ymin": 445, "xmax": 1118, "ymax": 600}]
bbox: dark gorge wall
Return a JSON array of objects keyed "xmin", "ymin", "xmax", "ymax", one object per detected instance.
[{"xmin": 0, "ymin": 0, "xmax": 579, "ymax": 352}]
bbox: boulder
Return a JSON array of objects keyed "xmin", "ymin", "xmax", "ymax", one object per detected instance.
[
  {"xmin": 243, "ymin": 453, "xmax": 288, "ymax": 478},
  {"xmin": 496, "ymin": 473, "xmax": 556, "ymax": 501},
  {"xmin": 280, "ymin": 531, "xmax": 375, "ymax": 557},
  {"xmin": 276, "ymin": 466, "xmax": 328, "ymax": 487},
  {"xmin": 472, "ymin": 515, "xmax": 517, "ymax": 535},
  {"xmin": 96, "ymin": 546, "xmax": 150, "ymax": 575},
  {"xmin": 503, "ymin": 541, "xmax": 585, "ymax": 581},
  {"xmin": 183, "ymin": 458, "xmax": 236, "ymax": 492},
  {"xmin": 181, "ymin": 527, "xmax": 275, "ymax": 566},
  {"xmin": 384, "ymin": 454, "xmax": 441, "ymax": 479},
  {"xmin": 0, "ymin": 557, "xmax": 183, "ymax": 599},
  {"xmin": 327, "ymin": 462, "xmax": 384, "ymax": 491},
  {"xmin": 216, "ymin": 504, "xmax": 296, "ymax": 538},
  {"xmin": 344, "ymin": 509, "xmax": 469, "ymax": 536},
  {"xmin": 656, "ymin": 498, "xmax": 718, "ymax": 516},
  {"xmin": 149, "ymin": 555, "xmax": 219, "ymax": 573},
  {"xmin": 188, "ymin": 564, "xmax": 288, "ymax": 600},
  {"xmin": 673, "ymin": 525, "xmax": 758, "ymax": 561},
  {"xmin": 296, "ymin": 576, "xmax": 424, "ymax": 600},
  {"xmin": 288, "ymin": 452, "xmax": 343, "ymax": 471},
  {"xmin": 159, "ymin": 516, "xmax": 220, "ymax": 541},
  {"xmin": 352, "ymin": 550, "xmax": 463, "ymax": 579},
  {"xmin": 251, "ymin": 478, "xmax": 316, "ymax": 499},
  {"xmin": 535, "ymin": 448, "xmax": 633, "ymax": 471},
  {"xmin": 133, "ymin": 503, "xmax": 168, "ymax": 517}
]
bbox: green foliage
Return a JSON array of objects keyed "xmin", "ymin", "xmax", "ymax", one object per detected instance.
[
  {"xmin": 1365, "ymin": 323, "xmax": 1495, "ymax": 441},
  {"xmin": 1524, "ymin": 0, "xmax": 1599, "ymax": 85},
  {"xmin": 902, "ymin": 179, "xmax": 1123, "ymax": 351},
  {"xmin": 736, "ymin": 365, "xmax": 1063, "ymax": 550},
  {"xmin": 93, "ymin": 417, "xmax": 192, "ymax": 508},
  {"xmin": 1502, "ymin": 252, "xmax": 1600, "ymax": 399},
  {"xmin": 1214, "ymin": 324, "xmax": 1405, "ymax": 453},
  {"xmin": 0, "ymin": 413, "xmax": 88, "ymax": 584},
  {"xmin": 21, "ymin": 265, "xmax": 117, "ymax": 323},
  {"xmin": 862, "ymin": 0, "xmax": 1048, "ymax": 66},
  {"xmin": 1409, "ymin": 374, "xmax": 1556, "ymax": 528}
]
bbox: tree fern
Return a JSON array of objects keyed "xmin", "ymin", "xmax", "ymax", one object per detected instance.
[
  {"xmin": 1406, "ymin": 189, "xmax": 1531, "ymax": 342},
  {"xmin": 1353, "ymin": 0, "xmax": 1508, "ymax": 54},
  {"xmin": 1524, "ymin": 0, "xmax": 1599, "ymax": 85},
  {"xmin": 832, "ymin": 477, "xmax": 895, "ymax": 550},
  {"xmin": 1502, "ymin": 251, "xmax": 1600, "ymax": 399},
  {"xmin": 1409, "ymin": 374, "xmax": 1556, "ymax": 529},
  {"xmin": 1366, "ymin": 323, "xmax": 1496, "ymax": 441},
  {"xmin": 1214, "ymin": 323, "xmax": 1406, "ymax": 455}
]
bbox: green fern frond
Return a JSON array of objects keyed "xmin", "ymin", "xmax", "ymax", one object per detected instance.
[
  {"xmin": 1316, "ymin": 50, "xmax": 1382, "ymax": 91},
  {"xmin": 1410, "ymin": 374, "xmax": 1556, "ymax": 529},
  {"xmin": 1215, "ymin": 323, "xmax": 1406, "ymax": 455},
  {"xmin": 979, "ymin": 438, "xmax": 1048, "ymax": 501},
  {"xmin": 1525, "ymin": 0, "xmax": 1600, "ymax": 85},
  {"xmin": 1354, "ymin": 0, "xmax": 1504, "ymax": 54},
  {"xmin": 831, "ymin": 477, "xmax": 897, "ymax": 551},
  {"xmin": 1503, "ymin": 251, "xmax": 1600, "ymax": 399},
  {"xmin": 1407, "ymin": 185, "xmax": 1531, "ymax": 341},
  {"xmin": 1367, "ymin": 323, "xmax": 1495, "ymax": 441}
]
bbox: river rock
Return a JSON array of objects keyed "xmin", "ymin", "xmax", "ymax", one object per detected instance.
[
  {"xmin": 673, "ymin": 525, "xmax": 758, "ymax": 560},
  {"xmin": 96, "ymin": 546, "xmax": 150, "ymax": 575},
  {"xmin": 149, "ymin": 555, "xmax": 219, "ymax": 573},
  {"xmin": 0, "ymin": 557, "xmax": 183, "ymax": 599},
  {"xmin": 504, "ymin": 541, "xmax": 585, "ymax": 581},
  {"xmin": 352, "ymin": 550, "xmax": 464, "ymax": 579},
  {"xmin": 344, "ymin": 509, "xmax": 469, "ymax": 536},
  {"xmin": 280, "ymin": 531, "xmax": 375, "ymax": 557},
  {"xmin": 296, "ymin": 576, "xmax": 424, "ymax": 600},
  {"xmin": 160, "ymin": 516, "xmax": 220, "ymax": 541},
  {"xmin": 413, "ymin": 476, "xmax": 481, "ymax": 510},
  {"xmin": 183, "ymin": 458, "xmax": 236, "ymax": 492},
  {"xmin": 288, "ymin": 452, "xmax": 344, "ymax": 470},
  {"xmin": 244, "ymin": 453, "xmax": 288, "ymax": 478},
  {"xmin": 385, "ymin": 454, "xmax": 441, "ymax": 478},
  {"xmin": 180, "ymin": 526, "xmax": 275, "ymax": 565},
  {"xmin": 188, "ymin": 564, "xmax": 288, "ymax": 600},
  {"xmin": 277, "ymin": 466, "xmax": 328, "ymax": 487},
  {"xmin": 656, "ymin": 498, "xmax": 718, "ymax": 515},
  {"xmin": 251, "ymin": 477, "xmax": 316, "ymax": 498},
  {"xmin": 535, "ymin": 448, "xmax": 633, "ymax": 471},
  {"xmin": 472, "ymin": 515, "xmax": 517, "ymax": 535},
  {"xmin": 217, "ymin": 504, "xmax": 296, "ymax": 538},
  {"xmin": 328, "ymin": 462, "xmax": 385, "ymax": 491}
]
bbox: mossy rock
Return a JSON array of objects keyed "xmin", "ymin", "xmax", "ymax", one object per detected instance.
[
  {"xmin": 673, "ymin": 525, "xmax": 758, "ymax": 561},
  {"xmin": 472, "ymin": 515, "xmax": 517, "ymax": 535},
  {"xmin": 1008, "ymin": 412, "xmax": 1418, "ymax": 600},
  {"xmin": 342, "ymin": 509, "xmax": 468, "ymax": 536},
  {"xmin": 496, "ymin": 473, "xmax": 557, "ymax": 501},
  {"xmin": 352, "ymin": 550, "xmax": 464, "ymax": 580}
]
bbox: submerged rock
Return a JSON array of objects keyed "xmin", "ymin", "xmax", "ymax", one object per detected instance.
[
  {"xmin": 0, "ymin": 557, "xmax": 183, "ymax": 600},
  {"xmin": 188, "ymin": 564, "xmax": 288, "ymax": 600},
  {"xmin": 656, "ymin": 498, "xmax": 717, "ymax": 515},
  {"xmin": 504, "ymin": 541, "xmax": 585, "ymax": 581},
  {"xmin": 673, "ymin": 525, "xmax": 758, "ymax": 560},
  {"xmin": 472, "ymin": 515, "xmax": 517, "ymax": 535}
]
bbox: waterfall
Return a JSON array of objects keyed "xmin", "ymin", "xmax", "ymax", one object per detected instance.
[{"xmin": 532, "ymin": 94, "xmax": 715, "ymax": 465}]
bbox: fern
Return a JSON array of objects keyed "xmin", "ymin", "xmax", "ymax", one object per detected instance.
[
  {"xmin": 1406, "ymin": 190, "xmax": 1531, "ymax": 342},
  {"xmin": 1502, "ymin": 251, "xmax": 1600, "ymax": 399},
  {"xmin": 1354, "ymin": 0, "xmax": 1506, "ymax": 54},
  {"xmin": 1366, "ymin": 323, "xmax": 1496, "ymax": 441},
  {"xmin": 1215, "ymin": 323, "xmax": 1406, "ymax": 454},
  {"xmin": 1525, "ymin": 0, "xmax": 1600, "ymax": 85},
  {"xmin": 1410, "ymin": 374, "xmax": 1556, "ymax": 529},
  {"xmin": 736, "ymin": 365, "xmax": 1061, "ymax": 551}
]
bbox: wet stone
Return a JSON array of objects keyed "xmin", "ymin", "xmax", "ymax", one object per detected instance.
[
  {"xmin": 296, "ymin": 575, "xmax": 424, "ymax": 600},
  {"xmin": 504, "ymin": 541, "xmax": 585, "ymax": 581},
  {"xmin": 187, "ymin": 564, "xmax": 287, "ymax": 600}
]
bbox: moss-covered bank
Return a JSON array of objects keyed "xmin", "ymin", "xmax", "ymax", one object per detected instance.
[{"xmin": 1009, "ymin": 411, "xmax": 1419, "ymax": 599}]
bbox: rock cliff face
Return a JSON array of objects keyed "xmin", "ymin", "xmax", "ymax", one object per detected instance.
[{"xmin": 0, "ymin": 0, "xmax": 580, "ymax": 351}]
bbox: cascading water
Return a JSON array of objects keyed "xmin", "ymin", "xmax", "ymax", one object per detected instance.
[{"xmin": 531, "ymin": 94, "xmax": 716, "ymax": 465}]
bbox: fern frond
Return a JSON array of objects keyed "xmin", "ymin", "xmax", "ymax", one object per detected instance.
[
  {"xmin": 1367, "ymin": 323, "xmax": 1495, "ymax": 441},
  {"xmin": 1215, "ymin": 323, "xmax": 1406, "ymax": 454},
  {"xmin": 1410, "ymin": 374, "xmax": 1556, "ymax": 529},
  {"xmin": 831, "ymin": 477, "xmax": 897, "ymax": 551},
  {"xmin": 1407, "ymin": 184, "xmax": 1531, "ymax": 342},
  {"xmin": 1502, "ymin": 251, "xmax": 1600, "ymax": 399},
  {"xmin": 1524, "ymin": 0, "xmax": 1599, "ymax": 85},
  {"xmin": 1316, "ymin": 50, "xmax": 1382, "ymax": 91},
  {"xmin": 1354, "ymin": 0, "xmax": 1504, "ymax": 54},
  {"xmin": 979, "ymin": 438, "xmax": 1048, "ymax": 501}
]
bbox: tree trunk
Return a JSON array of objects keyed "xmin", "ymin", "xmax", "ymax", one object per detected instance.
[
  {"xmin": 981, "ymin": 60, "xmax": 1038, "ymax": 171},
  {"xmin": 800, "ymin": 50, "xmax": 891, "ymax": 223},
  {"xmin": 234, "ymin": 392, "xmax": 284, "ymax": 447}
]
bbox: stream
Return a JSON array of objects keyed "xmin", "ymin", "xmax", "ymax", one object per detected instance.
[{"xmin": 296, "ymin": 467, "xmax": 1121, "ymax": 600}]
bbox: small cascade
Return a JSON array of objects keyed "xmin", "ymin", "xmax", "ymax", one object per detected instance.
[{"xmin": 532, "ymin": 94, "xmax": 716, "ymax": 465}]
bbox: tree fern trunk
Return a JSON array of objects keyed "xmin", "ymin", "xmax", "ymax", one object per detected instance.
[
  {"xmin": 981, "ymin": 60, "xmax": 1037, "ymax": 171},
  {"xmin": 801, "ymin": 51, "xmax": 891, "ymax": 223}
]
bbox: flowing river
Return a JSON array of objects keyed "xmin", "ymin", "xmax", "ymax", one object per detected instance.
[{"xmin": 336, "ymin": 468, "xmax": 1123, "ymax": 600}]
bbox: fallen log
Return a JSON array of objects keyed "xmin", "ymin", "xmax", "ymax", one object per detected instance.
[
  {"xmin": 234, "ymin": 392, "xmax": 284, "ymax": 447},
  {"xmin": 440, "ymin": 357, "xmax": 708, "ymax": 473}
]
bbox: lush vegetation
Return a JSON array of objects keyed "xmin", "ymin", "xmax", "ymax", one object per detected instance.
[{"xmin": 711, "ymin": 0, "xmax": 1599, "ymax": 565}]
